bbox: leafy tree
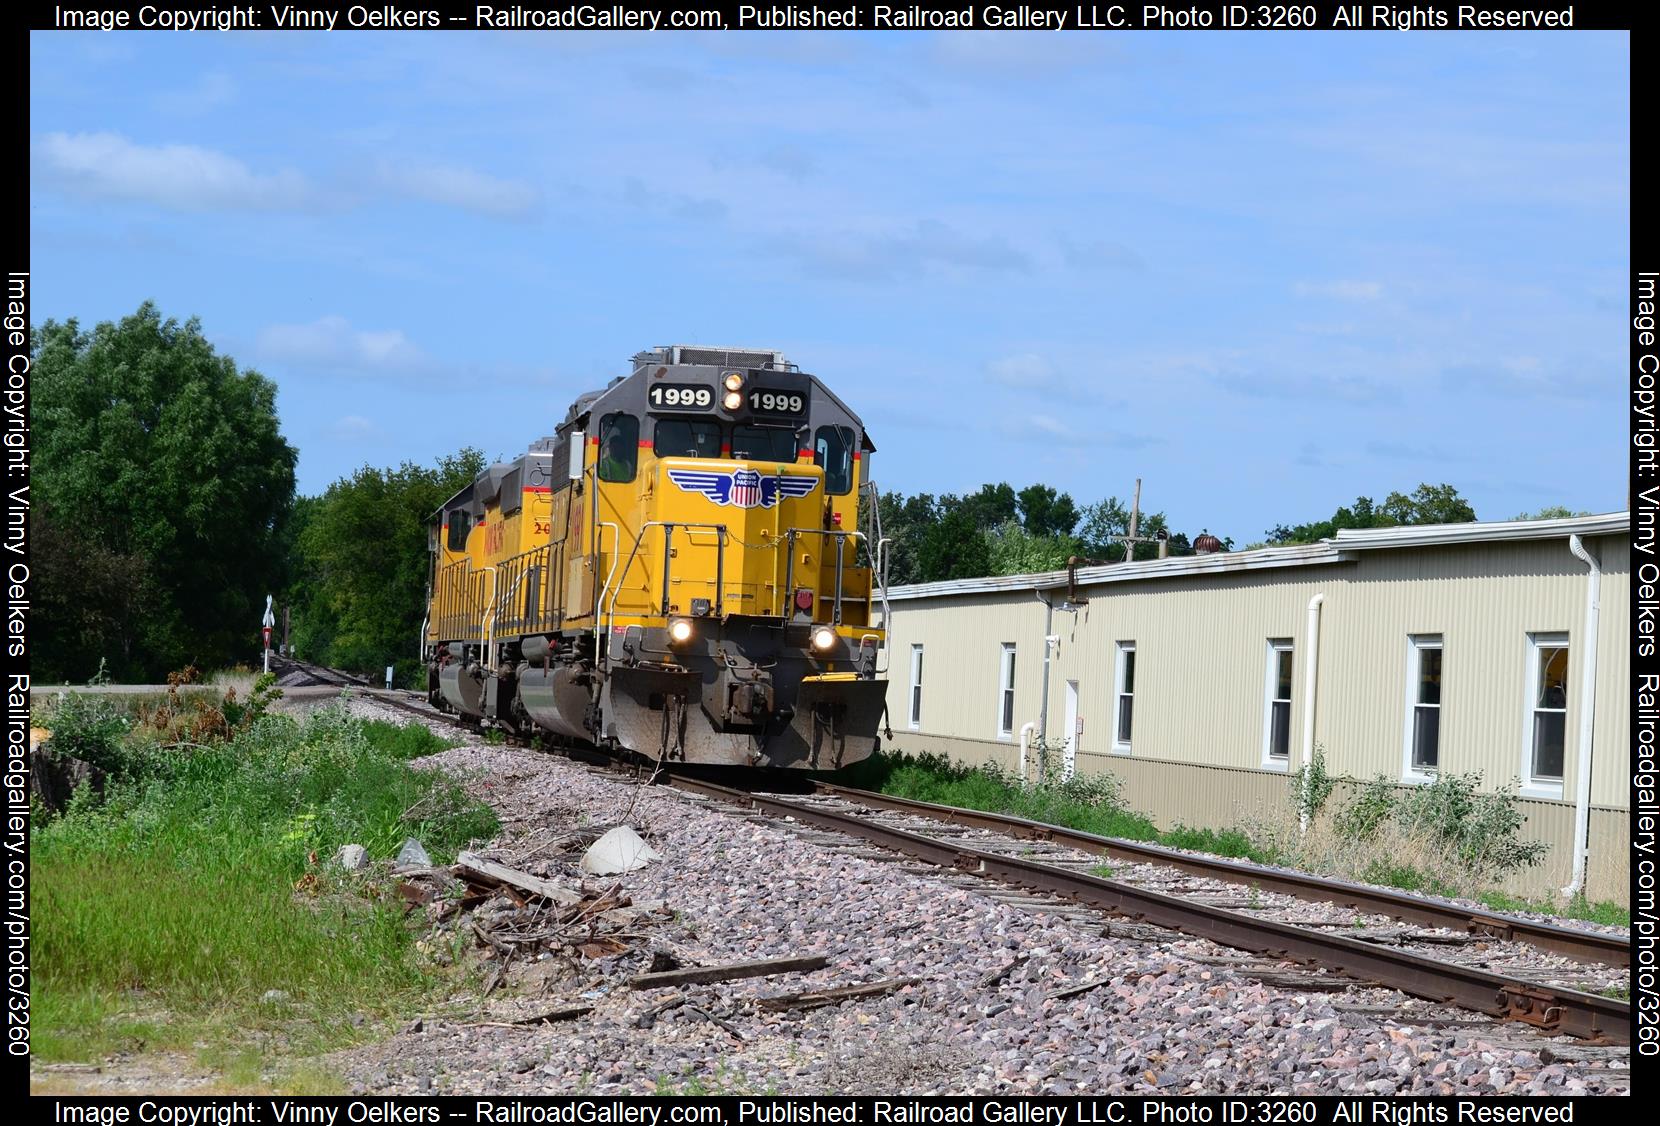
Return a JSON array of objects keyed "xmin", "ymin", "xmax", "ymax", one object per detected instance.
[
  {"xmin": 1077, "ymin": 499, "xmax": 1196, "ymax": 561},
  {"xmin": 289, "ymin": 449, "xmax": 484, "ymax": 680},
  {"xmin": 30, "ymin": 506, "xmax": 160, "ymax": 682},
  {"xmin": 945, "ymin": 482, "xmax": 1019, "ymax": 531},
  {"xmin": 915, "ymin": 508, "xmax": 993, "ymax": 583},
  {"xmin": 1267, "ymin": 483, "xmax": 1477, "ymax": 545},
  {"xmin": 1016, "ymin": 484, "xmax": 1080, "ymax": 538},
  {"xmin": 873, "ymin": 490, "xmax": 940, "ymax": 587},
  {"xmin": 1513, "ymin": 505, "xmax": 1592, "ymax": 520},
  {"xmin": 32, "ymin": 303, "xmax": 297, "ymax": 678},
  {"xmin": 985, "ymin": 521, "xmax": 1078, "ymax": 575}
]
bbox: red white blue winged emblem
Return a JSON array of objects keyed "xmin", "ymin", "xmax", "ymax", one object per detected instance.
[{"xmin": 667, "ymin": 468, "xmax": 819, "ymax": 509}]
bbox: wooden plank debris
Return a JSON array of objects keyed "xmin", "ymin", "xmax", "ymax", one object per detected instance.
[
  {"xmin": 978, "ymin": 955, "xmax": 1028, "ymax": 988},
  {"xmin": 454, "ymin": 851, "xmax": 583, "ymax": 907},
  {"xmin": 757, "ymin": 977, "xmax": 917, "ymax": 1011},
  {"xmin": 627, "ymin": 954, "xmax": 829, "ymax": 990},
  {"xmin": 1047, "ymin": 975, "xmax": 1115, "ymax": 1001}
]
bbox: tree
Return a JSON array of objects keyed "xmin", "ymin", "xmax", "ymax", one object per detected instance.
[
  {"xmin": 1077, "ymin": 498, "xmax": 1195, "ymax": 561},
  {"xmin": 873, "ymin": 490, "xmax": 940, "ymax": 587},
  {"xmin": 30, "ymin": 506, "xmax": 160, "ymax": 682},
  {"xmin": 290, "ymin": 448, "xmax": 484, "ymax": 679},
  {"xmin": 1513, "ymin": 505, "xmax": 1592, "ymax": 520},
  {"xmin": 1266, "ymin": 483, "xmax": 1478, "ymax": 545},
  {"xmin": 985, "ymin": 521, "xmax": 1077, "ymax": 575},
  {"xmin": 946, "ymin": 482, "xmax": 1019, "ymax": 531},
  {"xmin": 915, "ymin": 508, "xmax": 992, "ymax": 583},
  {"xmin": 32, "ymin": 303, "xmax": 297, "ymax": 678},
  {"xmin": 1016, "ymin": 484, "xmax": 1080, "ymax": 538}
]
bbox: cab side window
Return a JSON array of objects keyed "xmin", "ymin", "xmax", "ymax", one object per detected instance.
[
  {"xmin": 597, "ymin": 414, "xmax": 639, "ymax": 483},
  {"xmin": 446, "ymin": 510, "xmax": 473, "ymax": 552},
  {"xmin": 815, "ymin": 426, "xmax": 855, "ymax": 495}
]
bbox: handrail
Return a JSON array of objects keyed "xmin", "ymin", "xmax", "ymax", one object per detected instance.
[
  {"xmin": 485, "ymin": 568, "xmax": 530, "ymax": 671},
  {"xmin": 603, "ymin": 520, "xmax": 730, "ymax": 640},
  {"xmin": 476, "ymin": 566, "xmax": 498, "ymax": 665},
  {"xmin": 781, "ymin": 527, "xmax": 870, "ymax": 628},
  {"xmin": 594, "ymin": 520, "xmax": 621, "ymax": 652}
]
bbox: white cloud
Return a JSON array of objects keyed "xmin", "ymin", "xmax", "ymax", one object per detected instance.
[
  {"xmin": 256, "ymin": 316, "xmax": 432, "ymax": 376},
  {"xmin": 372, "ymin": 158, "xmax": 540, "ymax": 221},
  {"xmin": 1293, "ymin": 279, "xmax": 1384, "ymax": 301},
  {"xmin": 38, "ymin": 131, "xmax": 313, "ymax": 211}
]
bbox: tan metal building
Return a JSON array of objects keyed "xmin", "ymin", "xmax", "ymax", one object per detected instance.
[{"xmin": 881, "ymin": 513, "xmax": 1630, "ymax": 904}]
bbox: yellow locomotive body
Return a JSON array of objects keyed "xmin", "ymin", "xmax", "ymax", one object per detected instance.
[{"xmin": 424, "ymin": 346, "xmax": 887, "ymax": 769}]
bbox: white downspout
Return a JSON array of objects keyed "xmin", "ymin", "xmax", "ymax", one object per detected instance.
[
  {"xmin": 1562, "ymin": 534, "xmax": 1601, "ymax": 898},
  {"xmin": 1019, "ymin": 721, "xmax": 1038, "ymax": 785},
  {"xmin": 1300, "ymin": 593, "xmax": 1325, "ymax": 835}
]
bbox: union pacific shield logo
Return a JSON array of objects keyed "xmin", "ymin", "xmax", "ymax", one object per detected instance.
[{"xmin": 667, "ymin": 468, "xmax": 818, "ymax": 509}]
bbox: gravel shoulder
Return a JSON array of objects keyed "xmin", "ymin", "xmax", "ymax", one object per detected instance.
[{"xmin": 319, "ymin": 696, "xmax": 1631, "ymax": 1097}]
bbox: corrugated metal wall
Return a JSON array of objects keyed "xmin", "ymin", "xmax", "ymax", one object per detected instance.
[{"xmin": 883, "ymin": 530, "xmax": 1630, "ymax": 905}]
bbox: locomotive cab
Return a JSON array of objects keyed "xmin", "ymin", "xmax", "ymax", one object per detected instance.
[{"xmin": 423, "ymin": 346, "xmax": 888, "ymax": 771}]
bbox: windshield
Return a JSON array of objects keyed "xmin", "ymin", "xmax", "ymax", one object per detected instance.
[
  {"xmin": 654, "ymin": 419, "xmax": 723, "ymax": 458},
  {"xmin": 731, "ymin": 426, "xmax": 799, "ymax": 463}
]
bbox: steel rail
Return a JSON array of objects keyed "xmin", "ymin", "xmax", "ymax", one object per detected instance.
[
  {"xmin": 665, "ymin": 773, "xmax": 1629, "ymax": 1044},
  {"xmin": 810, "ymin": 782, "xmax": 1630, "ymax": 970},
  {"xmin": 299, "ymin": 672, "xmax": 1630, "ymax": 1043}
]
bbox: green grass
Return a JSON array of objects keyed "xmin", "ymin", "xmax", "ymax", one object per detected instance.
[
  {"xmin": 838, "ymin": 750, "xmax": 1283, "ymax": 866},
  {"xmin": 33, "ymin": 704, "xmax": 495, "ymax": 1065},
  {"xmin": 1477, "ymin": 890, "xmax": 1631, "ymax": 928}
]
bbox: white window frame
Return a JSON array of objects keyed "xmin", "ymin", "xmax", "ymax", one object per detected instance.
[
  {"xmin": 908, "ymin": 644, "xmax": 924, "ymax": 730},
  {"xmin": 1521, "ymin": 632, "xmax": 1568, "ymax": 800},
  {"xmin": 1112, "ymin": 641, "xmax": 1135, "ymax": 755},
  {"xmin": 996, "ymin": 643, "xmax": 1017, "ymax": 740},
  {"xmin": 1260, "ymin": 639, "xmax": 1294, "ymax": 771},
  {"xmin": 1401, "ymin": 634, "xmax": 1443, "ymax": 784}
]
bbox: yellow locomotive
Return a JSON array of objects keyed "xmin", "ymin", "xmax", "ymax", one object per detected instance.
[{"xmin": 423, "ymin": 345, "xmax": 889, "ymax": 769}]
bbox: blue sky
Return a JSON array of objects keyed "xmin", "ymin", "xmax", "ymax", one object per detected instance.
[{"xmin": 30, "ymin": 30, "xmax": 1629, "ymax": 542}]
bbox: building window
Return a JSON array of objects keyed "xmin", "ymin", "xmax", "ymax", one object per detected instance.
[
  {"xmin": 1113, "ymin": 641, "xmax": 1135, "ymax": 753},
  {"xmin": 1525, "ymin": 633, "xmax": 1568, "ymax": 794},
  {"xmin": 908, "ymin": 644, "xmax": 924, "ymax": 729},
  {"xmin": 997, "ymin": 643, "xmax": 1017, "ymax": 738},
  {"xmin": 1403, "ymin": 635, "xmax": 1443, "ymax": 780},
  {"xmin": 1262, "ymin": 640, "xmax": 1293, "ymax": 767}
]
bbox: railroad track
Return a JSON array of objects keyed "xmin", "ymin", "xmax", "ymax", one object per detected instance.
[
  {"xmin": 329, "ymin": 676, "xmax": 1632, "ymax": 1045},
  {"xmin": 660, "ymin": 775, "xmax": 1630, "ymax": 1045}
]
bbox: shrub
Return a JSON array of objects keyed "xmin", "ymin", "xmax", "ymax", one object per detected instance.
[
  {"xmin": 1333, "ymin": 775, "xmax": 1397, "ymax": 842},
  {"xmin": 1393, "ymin": 770, "xmax": 1547, "ymax": 879},
  {"xmin": 1289, "ymin": 745, "xmax": 1335, "ymax": 824},
  {"xmin": 41, "ymin": 694, "xmax": 134, "ymax": 777}
]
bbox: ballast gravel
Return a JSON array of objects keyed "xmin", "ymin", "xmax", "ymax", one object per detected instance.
[{"xmin": 326, "ymin": 696, "xmax": 1630, "ymax": 1098}]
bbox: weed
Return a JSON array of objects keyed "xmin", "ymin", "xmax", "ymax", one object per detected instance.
[
  {"xmin": 33, "ymin": 706, "xmax": 499, "ymax": 1065},
  {"xmin": 1092, "ymin": 862, "xmax": 1116, "ymax": 879},
  {"xmin": 850, "ymin": 749, "xmax": 1281, "ymax": 865},
  {"xmin": 1289, "ymin": 745, "xmax": 1335, "ymax": 825},
  {"xmin": 1477, "ymin": 890, "xmax": 1631, "ymax": 928}
]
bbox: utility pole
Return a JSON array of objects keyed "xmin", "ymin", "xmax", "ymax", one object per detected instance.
[{"xmin": 1115, "ymin": 478, "xmax": 1167, "ymax": 561}]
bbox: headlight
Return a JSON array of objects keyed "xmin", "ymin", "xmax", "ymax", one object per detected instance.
[
  {"xmin": 723, "ymin": 372, "xmax": 745, "ymax": 391},
  {"xmin": 810, "ymin": 627, "xmax": 837, "ymax": 652},
  {"xmin": 722, "ymin": 390, "xmax": 744, "ymax": 411},
  {"xmin": 668, "ymin": 618, "xmax": 695, "ymax": 644}
]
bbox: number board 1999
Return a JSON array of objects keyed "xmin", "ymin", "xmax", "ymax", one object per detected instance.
[
  {"xmin": 749, "ymin": 389, "xmax": 806, "ymax": 415},
  {"xmin": 648, "ymin": 383, "xmax": 713, "ymax": 410}
]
